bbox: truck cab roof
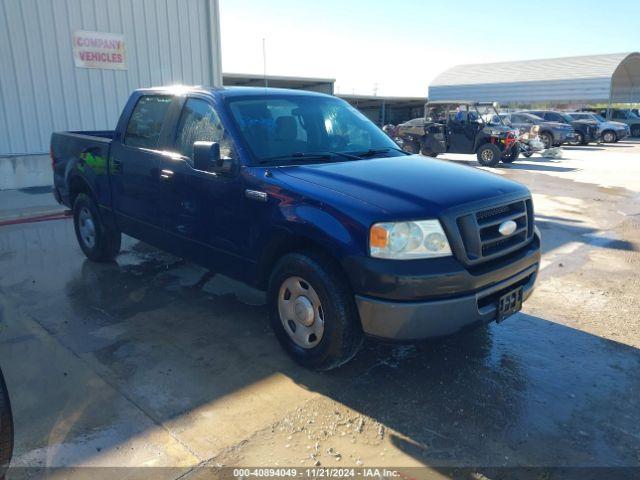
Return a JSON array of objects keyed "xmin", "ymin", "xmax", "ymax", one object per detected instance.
[{"xmin": 132, "ymin": 85, "xmax": 332, "ymax": 99}]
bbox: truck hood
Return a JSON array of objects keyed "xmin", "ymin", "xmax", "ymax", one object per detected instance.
[{"xmin": 275, "ymin": 155, "xmax": 528, "ymax": 219}]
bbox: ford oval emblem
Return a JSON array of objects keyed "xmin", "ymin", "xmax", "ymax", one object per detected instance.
[{"xmin": 498, "ymin": 220, "xmax": 517, "ymax": 236}]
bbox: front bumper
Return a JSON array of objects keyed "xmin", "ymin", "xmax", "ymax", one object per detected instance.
[{"xmin": 348, "ymin": 235, "xmax": 540, "ymax": 340}]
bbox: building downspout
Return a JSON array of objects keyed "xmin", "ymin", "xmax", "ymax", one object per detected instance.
[{"xmin": 207, "ymin": 0, "xmax": 223, "ymax": 87}]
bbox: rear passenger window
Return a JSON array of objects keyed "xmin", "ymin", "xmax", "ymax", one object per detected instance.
[{"xmin": 124, "ymin": 95, "xmax": 172, "ymax": 149}]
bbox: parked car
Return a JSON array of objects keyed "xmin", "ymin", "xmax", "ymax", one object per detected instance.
[
  {"xmin": 580, "ymin": 108, "xmax": 638, "ymax": 137},
  {"xmin": 497, "ymin": 112, "xmax": 578, "ymax": 148},
  {"xmin": 0, "ymin": 367, "xmax": 13, "ymax": 480},
  {"xmin": 396, "ymin": 101, "xmax": 521, "ymax": 166},
  {"xmin": 566, "ymin": 112, "xmax": 630, "ymax": 143},
  {"xmin": 51, "ymin": 86, "xmax": 541, "ymax": 369},
  {"xmin": 522, "ymin": 110, "xmax": 601, "ymax": 146}
]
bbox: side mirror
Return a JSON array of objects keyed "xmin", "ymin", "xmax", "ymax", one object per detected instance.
[{"xmin": 193, "ymin": 141, "xmax": 235, "ymax": 174}]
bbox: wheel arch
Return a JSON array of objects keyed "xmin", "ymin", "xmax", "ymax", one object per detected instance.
[
  {"xmin": 255, "ymin": 226, "xmax": 356, "ymax": 291},
  {"xmin": 67, "ymin": 173, "xmax": 95, "ymax": 207}
]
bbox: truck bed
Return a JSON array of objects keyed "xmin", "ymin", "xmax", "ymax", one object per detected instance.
[{"xmin": 51, "ymin": 130, "xmax": 116, "ymax": 209}]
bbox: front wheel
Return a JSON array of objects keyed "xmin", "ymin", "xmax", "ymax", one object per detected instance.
[
  {"xmin": 501, "ymin": 145, "xmax": 520, "ymax": 163},
  {"xmin": 476, "ymin": 143, "xmax": 502, "ymax": 167},
  {"xmin": 73, "ymin": 193, "xmax": 121, "ymax": 262},
  {"xmin": 631, "ymin": 125, "xmax": 640, "ymax": 137},
  {"xmin": 602, "ymin": 130, "xmax": 617, "ymax": 143},
  {"xmin": 573, "ymin": 131, "xmax": 585, "ymax": 145},
  {"xmin": 268, "ymin": 251, "xmax": 363, "ymax": 370}
]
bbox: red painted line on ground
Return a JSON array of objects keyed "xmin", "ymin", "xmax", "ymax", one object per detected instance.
[{"xmin": 0, "ymin": 211, "xmax": 70, "ymax": 227}]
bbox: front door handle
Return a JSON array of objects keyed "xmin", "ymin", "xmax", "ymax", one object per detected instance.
[{"xmin": 159, "ymin": 169, "xmax": 174, "ymax": 182}]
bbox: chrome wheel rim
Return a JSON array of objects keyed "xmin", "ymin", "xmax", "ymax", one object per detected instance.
[
  {"xmin": 78, "ymin": 207, "xmax": 96, "ymax": 249},
  {"xmin": 603, "ymin": 132, "xmax": 614, "ymax": 142},
  {"xmin": 278, "ymin": 276, "xmax": 325, "ymax": 349},
  {"xmin": 481, "ymin": 149, "xmax": 494, "ymax": 162}
]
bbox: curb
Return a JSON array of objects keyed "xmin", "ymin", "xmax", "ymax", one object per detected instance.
[{"xmin": 0, "ymin": 210, "xmax": 71, "ymax": 227}]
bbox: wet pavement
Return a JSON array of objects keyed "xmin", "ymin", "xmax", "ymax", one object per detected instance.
[{"xmin": 0, "ymin": 142, "xmax": 639, "ymax": 478}]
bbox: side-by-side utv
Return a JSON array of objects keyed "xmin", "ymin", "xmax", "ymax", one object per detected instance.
[{"xmin": 396, "ymin": 101, "xmax": 520, "ymax": 167}]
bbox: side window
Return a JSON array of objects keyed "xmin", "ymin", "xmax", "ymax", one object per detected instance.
[
  {"xmin": 612, "ymin": 110, "xmax": 625, "ymax": 119},
  {"xmin": 174, "ymin": 98, "xmax": 228, "ymax": 160},
  {"xmin": 124, "ymin": 95, "xmax": 172, "ymax": 149}
]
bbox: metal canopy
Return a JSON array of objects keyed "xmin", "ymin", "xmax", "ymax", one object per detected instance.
[
  {"xmin": 429, "ymin": 52, "xmax": 640, "ymax": 105},
  {"xmin": 223, "ymin": 73, "xmax": 335, "ymax": 94}
]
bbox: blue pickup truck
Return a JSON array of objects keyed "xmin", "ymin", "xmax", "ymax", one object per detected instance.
[{"xmin": 51, "ymin": 86, "xmax": 541, "ymax": 370}]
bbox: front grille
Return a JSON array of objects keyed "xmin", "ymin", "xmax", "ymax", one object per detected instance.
[{"xmin": 455, "ymin": 198, "xmax": 533, "ymax": 264}]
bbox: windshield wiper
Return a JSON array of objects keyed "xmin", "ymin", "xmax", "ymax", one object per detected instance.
[
  {"xmin": 259, "ymin": 151, "xmax": 359, "ymax": 164},
  {"xmin": 351, "ymin": 147, "xmax": 408, "ymax": 158}
]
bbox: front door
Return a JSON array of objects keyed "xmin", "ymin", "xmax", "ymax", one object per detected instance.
[
  {"xmin": 156, "ymin": 96, "xmax": 248, "ymax": 272},
  {"xmin": 446, "ymin": 105, "xmax": 477, "ymax": 153},
  {"xmin": 109, "ymin": 94, "xmax": 175, "ymax": 242}
]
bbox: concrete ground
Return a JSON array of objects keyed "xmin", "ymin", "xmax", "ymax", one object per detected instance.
[{"xmin": 0, "ymin": 141, "xmax": 639, "ymax": 479}]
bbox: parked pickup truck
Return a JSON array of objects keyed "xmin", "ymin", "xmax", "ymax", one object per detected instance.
[{"xmin": 51, "ymin": 86, "xmax": 541, "ymax": 370}]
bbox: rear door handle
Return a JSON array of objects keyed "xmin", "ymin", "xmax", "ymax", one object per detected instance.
[
  {"xmin": 111, "ymin": 159, "xmax": 123, "ymax": 174},
  {"xmin": 159, "ymin": 169, "xmax": 174, "ymax": 182}
]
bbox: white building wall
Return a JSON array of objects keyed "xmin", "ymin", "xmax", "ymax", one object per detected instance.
[{"xmin": 0, "ymin": 0, "xmax": 222, "ymax": 158}]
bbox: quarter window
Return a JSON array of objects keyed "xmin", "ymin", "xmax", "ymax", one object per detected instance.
[
  {"xmin": 174, "ymin": 98, "xmax": 228, "ymax": 159},
  {"xmin": 124, "ymin": 95, "xmax": 172, "ymax": 149}
]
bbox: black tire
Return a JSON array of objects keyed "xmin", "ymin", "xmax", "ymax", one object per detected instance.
[
  {"xmin": 523, "ymin": 151, "xmax": 533, "ymax": 158},
  {"xmin": 574, "ymin": 131, "xmax": 586, "ymax": 145},
  {"xmin": 539, "ymin": 132, "xmax": 553, "ymax": 149},
  {"xmin": 73, "ymin": 193, "xmax": 121, "ymax": 262},
  {"xmin": 602, "ymin": 130, "xmax": 617, "ymax": 143},
  {"xmin": 0, "ymin": 368, "xmax": 13, "ymax": 478},
  {"xmin": 420, "ymin": 148, "xmax": 438, "ymax": 158},
  {"xmin": 476, "ymin": 143, "xmax": 502, "ymax": 167},
  {"xmin": 420, "ymin": 140, "xmax": 438, "ymax": 157},
  {"xmin": 402, "ymin": 141, "xmax": 420, "ymax": 154},
  {"xmin": 267, "ymin": 251, "xmax": 363, "ymax": 370},
  {"xmin": 631, "ymin": 125, "xmax": 640, "ymax": 137},
  {"xmin": 501, "ymin": 144, "xmax": 520, "ymax": 163}
]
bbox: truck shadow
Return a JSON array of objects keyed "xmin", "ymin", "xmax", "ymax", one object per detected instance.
[
  {"xmin": 2, "ymin": 222, "xmax": 639, "ymax": 472},
  {"xmin": 54, "ymin": 243, "xmax": 640, "ymax": 470}
]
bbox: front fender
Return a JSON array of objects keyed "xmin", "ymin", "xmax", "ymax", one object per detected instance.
[{"xmin": 252, "ymin": 202, "xmax": 367, "ymax": 288}]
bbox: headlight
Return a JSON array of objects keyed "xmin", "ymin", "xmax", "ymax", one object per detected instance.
[{"xmin": 369, "ymin": 220, "xmax": 452, "ymax": 259}]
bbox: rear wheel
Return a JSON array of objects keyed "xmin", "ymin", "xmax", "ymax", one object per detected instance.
[
  {"xmin": 631, "ymin": 125, "xmax": 640, "ymax": 137},
  {"xmin": 268, "ymin": 251, "xmax": 363, "ymax": 370},
  {"xmin": 602, "ymin": 130, "xmax": 617, "ymax": 143},
  {"xmin": 573, "ymin": 131, "xmax": 585, "ymax": 145},
  {"xmin": 402, "ymin": 141, "xmax": 420, "ymax": 154},
  {"xmin": 420, "ymin": 140, "xmax": 438, "ymax": 157},
  {"xmin": 73, "ymin": 193, "xmax": 121, "ymax": 262},
  {"xmin": 476, "ymin": 143, "xmax": 502, "ymax": 167},
  {"xmin": 539, "ymin": 132, "xmax": 553, "ymax": 149}
]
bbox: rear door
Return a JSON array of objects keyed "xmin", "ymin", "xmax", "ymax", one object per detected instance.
[{"xmin": 109, "ymin": 94, "xmax": 175, "ymax": 241}]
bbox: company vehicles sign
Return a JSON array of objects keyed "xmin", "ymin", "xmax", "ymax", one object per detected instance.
[{"xmin": 73, "ymin": 30, "xmax": 126, "ymax": 70}]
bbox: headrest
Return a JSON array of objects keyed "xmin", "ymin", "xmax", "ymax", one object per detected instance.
[{"xmin": 275, "ymin": 116, "xmax": 298, "ymax": 141}]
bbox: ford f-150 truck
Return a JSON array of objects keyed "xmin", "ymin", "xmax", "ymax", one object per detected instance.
[{"xmin": 51, "ymin": 86, "xmax": 541, "ymax": 370}]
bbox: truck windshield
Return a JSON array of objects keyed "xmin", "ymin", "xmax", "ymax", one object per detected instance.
[{"xmin": 226, "ymin": 95, "xmax": 402, "ymax": 165}]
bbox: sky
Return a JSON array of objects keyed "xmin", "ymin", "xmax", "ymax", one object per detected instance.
[{"xmin": 218, "ymin": 0, "xmax": 640, "ymax": 97}]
